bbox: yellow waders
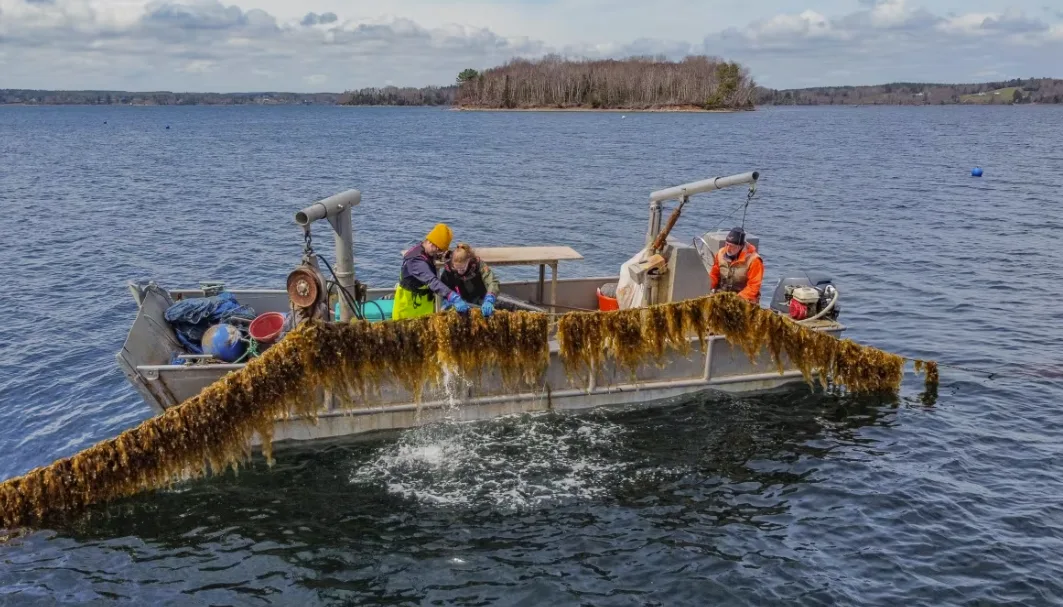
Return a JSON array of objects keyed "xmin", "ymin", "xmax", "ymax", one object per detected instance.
[{"xmin": 391, "ymin": 283, "xmax": 435, "ymax": 320}]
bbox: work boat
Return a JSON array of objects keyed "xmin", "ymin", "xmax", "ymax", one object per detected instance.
[{"xmin": 117, "ymin": 171, "xmax": 844, "ymax": 446}]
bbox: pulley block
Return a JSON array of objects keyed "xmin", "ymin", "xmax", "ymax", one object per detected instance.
[{"xmin": 286, "ymin": 265, "xmax": 326, "ymax": 309}]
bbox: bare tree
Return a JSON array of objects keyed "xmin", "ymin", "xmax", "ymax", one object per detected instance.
[
  {"xmin": 455, "ymin": 55, "xmax": 757, "ymax": 110},
  {"xmin": 756, "ymin": 78, "xmax": 1063, "ymax": 106}
]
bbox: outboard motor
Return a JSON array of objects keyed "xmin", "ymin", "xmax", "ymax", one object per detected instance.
[{"xmin": 769, "ymin": 273, "xmax": 840, "ymax": 322}]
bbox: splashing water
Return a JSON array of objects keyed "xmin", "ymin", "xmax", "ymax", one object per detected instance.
[
  {"xmin": 350, "ymin": 407, "xmax": 631, "ymax": 512},
  {"xmin": 439, "ymin": 364, "xmax": 472, "ymax": 422}
]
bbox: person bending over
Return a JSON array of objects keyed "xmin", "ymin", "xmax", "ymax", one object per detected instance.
[{"xmin": 440, "ymin": 243, "xmax": 502, "ymax": 317}]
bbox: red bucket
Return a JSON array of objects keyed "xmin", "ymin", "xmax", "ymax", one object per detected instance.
[
  {"xmin": 596, "ymin": 288, "xmax": 619, "ymax": 311},
  {"xmin": 249, "ymin": 312, "xmax": 287, "ymax": 345}
]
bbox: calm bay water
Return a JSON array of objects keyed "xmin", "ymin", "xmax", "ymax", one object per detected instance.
[{"xmin": 1, "ymin": 105, "xmax": 1062, "ymax": 605}]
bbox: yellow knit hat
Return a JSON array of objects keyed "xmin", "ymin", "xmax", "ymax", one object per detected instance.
[{"xmin": 425, "ymin": 223, "xmax": 453, "ymax": 251}]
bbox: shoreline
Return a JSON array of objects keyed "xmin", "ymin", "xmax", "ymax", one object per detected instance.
[
  {"xmin": 451, "ymin": 106, "xmax": 746, "ymax": 113},
  {"xmin": 2, "ymin": 102, "xmax": 1049, "ymax": 109}
]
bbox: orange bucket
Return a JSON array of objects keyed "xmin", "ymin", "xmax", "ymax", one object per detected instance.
[{"xmin": 596, "ymin": 287, "xmax": 619, "ymax": 311}]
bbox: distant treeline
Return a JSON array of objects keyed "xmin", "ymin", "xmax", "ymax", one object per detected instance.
[
  {"xmin": 757, "ymin": 78, "xmax": 1063, "ymax": 106},
  {"xmin": 337, "ymin": 85, "xmax": 457, "ymax": 106},
  {"xmin": 454, "ymin": 55, "xmax": 756, "ymax": 110},
  {"xmin": 0, "ymin": 90, "xmax": 342, "ymax": 105},
  {"xmin": 7, "ymin": 76, "xmax": 1063, "ymax": 108}
]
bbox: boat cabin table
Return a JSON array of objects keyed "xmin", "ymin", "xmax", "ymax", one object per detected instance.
[{"xmin": 436, "ymin": 245, "xmax": 584, "ymax": 314}]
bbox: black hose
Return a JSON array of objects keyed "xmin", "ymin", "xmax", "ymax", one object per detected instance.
[
  {"xmin": 362, "ymin": 299, "xmax": 386, "ymax": 321},
  {"xmin": 316, "ymin": 255, "xmax": 364, "ymax": 320}
]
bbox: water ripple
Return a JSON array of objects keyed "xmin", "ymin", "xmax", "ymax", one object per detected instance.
[{"xmin": 1, "ymin": 105, "xmax": 1062, "ymax": 605}]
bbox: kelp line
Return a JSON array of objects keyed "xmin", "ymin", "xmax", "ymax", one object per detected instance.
[
  {"xmin": 0, "ymin": 292, "xmax": 936, "ymax": 530},
  {"xmin": 557, "ymin": 293, "xmax": 916, "ymax": 393}
]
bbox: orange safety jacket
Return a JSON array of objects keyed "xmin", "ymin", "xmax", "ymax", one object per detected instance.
[{"xmin": 710, "ymin": 243, "xmax": 763, "ymax": 303}]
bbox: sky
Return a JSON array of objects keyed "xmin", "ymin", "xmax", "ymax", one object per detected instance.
[{"xmin": 0, "ymin": 0, "xmax": 1060, "ymax": 92}]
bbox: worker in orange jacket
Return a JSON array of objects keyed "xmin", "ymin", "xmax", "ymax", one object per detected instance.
[{"xmin": 709, "ymin": 227, "xmax": 763, "ymax": 304}]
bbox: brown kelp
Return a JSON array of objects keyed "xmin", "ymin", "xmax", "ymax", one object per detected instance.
[
  {"xmin": 0, "ymin": 311, "xmax": 550, "ymax": 530},
  {"xmin": 914, "ymin": 360, "xmax": 940, "ymax": 391},
  {"xmin": 0, "ymin": 292, "xmax": 936, "ymax": 530},
  {"xmin": 557, "ymin": 292, "xmax": 913, "ymax": 394},
  {"xmin": 0, "ymin": 326, "xmax": 316, "ymax": 532},
  {"xmin": 914, "ymin": 359, "xmax": 940, "ymax": 405},
  {"xmin": 297, "ymin": 310, "xmax": 550, "ymax": 407}
]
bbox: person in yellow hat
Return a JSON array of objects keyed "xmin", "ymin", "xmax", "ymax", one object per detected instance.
[{"xmin": 392, "ymin": 223, "xmax": 471, "ymax": 319}]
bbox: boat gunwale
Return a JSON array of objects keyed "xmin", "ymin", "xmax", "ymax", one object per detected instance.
[{"xmin": 134, "ymin": 319, "xmax": 846, "ymax": 375}]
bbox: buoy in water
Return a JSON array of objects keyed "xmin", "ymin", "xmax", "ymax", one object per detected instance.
[
  {"xmin": 971, "ymin": 167, "xmax": 983, "ymax": 177},
  {"xmin": 166, "ymin": 125, "xmax": 171, "ymax": 130}
]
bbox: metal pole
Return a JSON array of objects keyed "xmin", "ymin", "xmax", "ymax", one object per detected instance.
[
  {"xmin": 332, "ymin": 204, "xmax": 356, "ymax": 321},
  {"xmin": 644, "ymin": 171, "xmax": 757, "ymax": 248},
  {"xmin": 294, "ymin": 189, "xmax": 361, "ymax": 226},
  {"xmin": 294, "ymin": 189, "xmax": 361, "ymax": 322},
  {"xmin": 640, "ymin": 171, "xmax": 759, "ymax": 306},
  {"xmin": 646, "ymin": 201, "xmax": 662, "ymax": 248},
  {"xmin": 648, "ymin": 171, "xmax": 759, "ymax": 203}
]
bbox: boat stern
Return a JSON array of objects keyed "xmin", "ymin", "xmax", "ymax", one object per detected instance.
[{"xmin": 115, "ymin": 281, "xmax": 184, "ymax": 415}]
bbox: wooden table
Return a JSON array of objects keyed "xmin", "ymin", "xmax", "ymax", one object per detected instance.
[{"xmin": 425, "ymin": 245, "xmax": 583, "ymax": 314}]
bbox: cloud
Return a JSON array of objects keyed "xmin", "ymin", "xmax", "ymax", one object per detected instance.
[
  {"xmin": 143, "ymin": 1, "xmax": 249, "ymax": 30},
  {"xmin": 697, "ymin": 0, "xmax": 1062, "ymax": 86},
  {"xmin": 0, "ymin": 0, "xmax": 546, "ymax": 90},
  {"xmin": 179, "ymin": 59, "xmax": 218, "ymax": 73},
  {"xmin": 745, "ymin": 10, "xmax": 838, "ymax": 45},
  {"xmin": 967, "ymin": 12, "xmax": 1049, "ymax": 34},
  {"xmin": 300, "ymin": 12, "xmax": 338, "ymax": 27},
  {"xmin": 0, "ymin": 0, "xmax": 1059, "ymax": 91}
]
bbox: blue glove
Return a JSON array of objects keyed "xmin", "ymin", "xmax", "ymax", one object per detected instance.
[
  {"xmin": 481, "ymin": 294, "xmax": 496, "ymax": 318},
  {"xmin": 446, "ymin": 291, "xmax": 470, "ymax": 313}
]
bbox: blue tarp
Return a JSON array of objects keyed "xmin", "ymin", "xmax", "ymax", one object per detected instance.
[{"xmin": 164, "ymin": 291, "xmax": 256, "ymax": 354}]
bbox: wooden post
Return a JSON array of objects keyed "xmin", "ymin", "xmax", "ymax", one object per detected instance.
[
  {"xmin": 537, "ymin": 263, "xmax": 545, "ymax": 304},
  {"xmin": 550, "ymin": 262, "xmax": 558, "ymax": 316}
]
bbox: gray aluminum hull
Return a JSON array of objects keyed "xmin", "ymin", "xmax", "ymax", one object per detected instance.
[{"xmin": 116, "ymin": 276, "xmax": 844, "ymax": 448}]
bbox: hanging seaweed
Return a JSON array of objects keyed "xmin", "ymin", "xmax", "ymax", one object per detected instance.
[
  {"xmin": 0, "ymin": 293, "xmax": 937, "ymax": 530},
  {"xmin": 429, "ymin": 309, "xmax": 550, "ymax": 388},
  {"xmin": 557, "ymin": 292, "xmax": 918, "ymax": 394},
  {"xmin": 913, "ymin": 359, "xmax": 940, "ymax": 405},
  {"xmin": 913, "ymin": 360, "xmax": 939, "ymax": 391},
  {"xmin": 0, "ymin": 328, "xmax": 317, "ymax": 531},
  {"xmin": 0, "ymin": 309, "xmax": 550, "ymax": 530}
]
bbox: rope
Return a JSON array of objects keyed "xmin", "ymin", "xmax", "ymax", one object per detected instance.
[
  {"xmin": 706, "ymin": 197, "xmax": 750, "ymax": 234},
  {"xmin": 233, "ymin": 337, "xmax": 260, "ymax": 364},
  {"xmin": 911, "ymin": 360, "xmax": 1045, "ymax": 382},
  {"xmin": 705, "ymin": 182, "xmax": 758, "ymax": 235},
  {"xmin": 739, "ymin": 184, "xmax": 755, "ymax": 232}
]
